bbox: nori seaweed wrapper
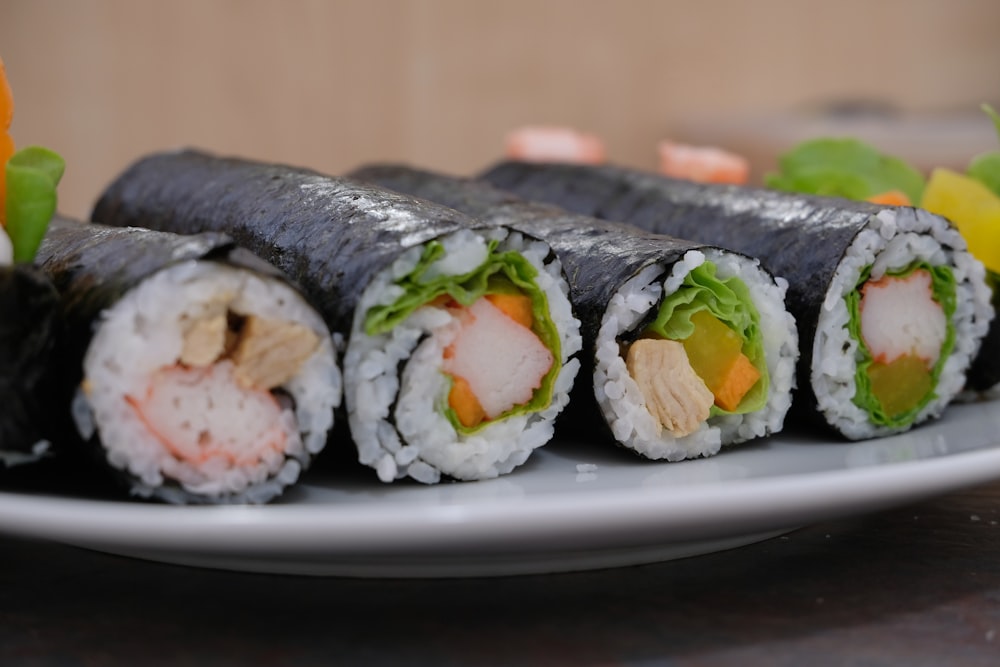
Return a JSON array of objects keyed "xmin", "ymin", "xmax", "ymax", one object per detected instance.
[
  {"xmin": 91, "ymin": 149, "xmax": 494, "ymax": 337},
  {"xmin": 0, "ymin": 262, "xmax": 59, "ymax": 465},
  {"xmin": 481, "ymin": 160, "xmax": 993, "ymax": 417},
  {"xmin": 346, "ymin": 163, "xmax": 732, "ymax": 439},
  {"xmin": 33, "ymin": 216, "xmax": 292, "ymax": 499}
]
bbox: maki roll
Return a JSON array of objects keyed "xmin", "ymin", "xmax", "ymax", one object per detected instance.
[
  {"xmin": 482, "ymin": 161, "xmax": 993, "ymax": 439},
  {"xmin": 36, "ymin": 217, "xmax": 341, "ymax": 503},
  {"xmin": 92, "ymin": 150, "xmax": 581, "ymax": 484},
  {"xmin": 0, "ymin": 262, "xmax": 58, "ymax": 465},
  {"xmin": 349, "ymin": 164, "xmax": 798, "ymax": 461}
]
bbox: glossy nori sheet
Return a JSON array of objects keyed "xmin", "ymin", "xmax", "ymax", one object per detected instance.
[
  {"xmin": 33, "ymin": 216, "xmax": 285, "ymax": 499},
  {"xmin": 0, "ymin": 262, "xmax": 59, "ymax": 463},
  {"xmin": 346, "ymin": 163, "xmax": 716, "ymax": 438},
  {"xmin": 91, "ymin": 150, "xmax": 490, "ymax": 337},
  {"xmin": 481, "ymin": 160, "xmax": 993, "ymax": 400}
]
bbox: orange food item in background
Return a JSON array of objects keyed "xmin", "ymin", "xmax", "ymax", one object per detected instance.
[
  {"xmin": 485, "ymin": 292, "xmax": 534, "ymax": 328},
  {"xmin": 0, "ymin": 56, "xmax": 14, "ymax": 226},
  {"xmin": 866, "ymin": 190, "xmax": 911, "ymax": 206},
  {"xmin": 505, "ymin": 126, "xmax": 606, "ymax": 165},
  {"xmin": 448, "ymin": 375, "xmax": 487, "ymax": 428},
  {"xmin": 657, "ymin": 140, "xmax": 749, "ymax": 185}
]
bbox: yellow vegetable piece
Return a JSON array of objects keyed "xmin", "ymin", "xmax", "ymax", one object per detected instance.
[
  {"xmin": 681, "ymin": 310, "xmax": 760, "ymax": 410},
  {"xmin": 866, "ymin": 354, "xmax": 933, "ymax": 419},
  {"xmin": 921, "ymin": 168, "xmax": 1000, "ymax": 274}
]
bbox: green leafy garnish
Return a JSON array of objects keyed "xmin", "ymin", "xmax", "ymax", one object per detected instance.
[
  {"xmin": 364, "ymin": 239, "xmax": 561, "ymax": 434},
  {"xmin": 846, "ymin": 262, "xmax": 957, "ymax": 428},
  {"xmin": 643, "ymin": 262, "xmax": 768, "ymax": 415},
  {"xmin": 966, "ymin": 104, "xmax": 1000, "ymax": 198},
  {"xmin": 765, "ymin": 138, "xmax": 926, "ymax": 204},
  {"xmin": 6, "ymin": 146, "xmax": 64, "ymax": 263}
]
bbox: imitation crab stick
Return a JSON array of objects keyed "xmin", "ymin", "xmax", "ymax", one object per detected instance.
[
  {"xmin": 505, "ymin": 126, "xmax": 606, "ymax": 165},
  {"xmin": 657, "ymin": 141, "xmax": 749, "ymax": 185},
  {"xmin": 443, "ymin": 296, "xmax": 553, "ymax": 428}
]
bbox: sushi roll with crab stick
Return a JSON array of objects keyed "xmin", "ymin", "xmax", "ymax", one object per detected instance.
[
  {"xmin": 35, "ymin": 216, "xmax": 342, "ymax": 504},
  {"xmin": 348, "ymin": 164, "xmax": 798, "ymax": 461},
  {"xmin": 91, "ymin": 150, "xmax": 581, "ymax": 484},
  {"xmin": 482, "ymin": 161, "xmax": 993, "ymax": 439}
]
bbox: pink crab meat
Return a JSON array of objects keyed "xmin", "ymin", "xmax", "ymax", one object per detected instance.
[
  {"xmin": 442, "ymin": 297, "xmax": 554, "ymax": 419},
  {"xmin": 859, "ymin": 269, "xmax": 947, "ymax": 366},
  {"xmin": 125, "ymin": 360, "xmax": 288, "ymax": 466}
]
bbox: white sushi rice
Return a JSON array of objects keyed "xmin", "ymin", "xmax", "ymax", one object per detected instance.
[
  {"xmin": 812, "ymin": 207, "xmax": 992, "ymax": 439},
  {"xmin": 74, "ymin": 260, "xmax": 342, "ymax": 504},
  {"xmin": 594, "ymin": 249, "xmax": 798, "ymax": 461},
  {"xmin": 344, "ymin": 228, "xmax": 582, "ymax": 483}
]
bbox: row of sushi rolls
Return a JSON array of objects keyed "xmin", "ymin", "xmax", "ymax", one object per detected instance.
[{"xmin": 2, "ymin": 56, "xmax": 999, "ymax": 505}]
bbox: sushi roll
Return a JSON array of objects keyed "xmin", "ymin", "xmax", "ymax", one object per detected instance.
[
  {"xmin": 0, "ymin": 262, "xmax": 59, "ymax": 465},
  {"xmin": 91, "ymin": 150, "xmax": 581, "ymax": 484},
  {"xmin": 348, "ymin": 164, "xmax": 798, "ymax": 461},
  {"xmin": 482, "ymin": 161, "xmax": 993, "ymax": 439},
  {"xmin": 35, "ymin": 217, "xmax": 341, "ymax": 503}
]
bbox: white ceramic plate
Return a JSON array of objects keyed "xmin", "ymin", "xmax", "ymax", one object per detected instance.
[{"xmin": 1, "ymin": 400, "xmax": 998, "ymax": 578}]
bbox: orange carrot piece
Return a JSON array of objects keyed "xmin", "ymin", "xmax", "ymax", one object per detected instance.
[
  {"xmin": 712, "ymin": 353, "xmax": 761, "ymax": 411},
  {"xmin": 657, "ymin": 141, "xmax": 749, "ymax": 185},
  {"xmin": 866, "ymin": 190, "xmax": 911, "ymax": 206},
  {"xmin": 448, "ymin": 375, "xmax": 486, "ymax": 428},
  {"xmin": 0, "ymin": 56, "xmax": 13, "ymax": 227},
  {"xmin": 485, "ymin": 292, "xmax": 534, "ymax": 328}
]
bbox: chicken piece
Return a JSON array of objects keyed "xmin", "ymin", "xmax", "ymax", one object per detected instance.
[
  {"xmin": 230, "ymin": 315, "xmax": 321, "ymax": 390},
  {"xmin": 626, "ymin": 338, "xmax": 714, "ymax": 437},
  {"xmin": 179, "ymin": 313, "xmax": 227, "ymax": 367}
]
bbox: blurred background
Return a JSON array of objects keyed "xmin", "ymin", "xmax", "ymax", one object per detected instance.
[{"xmin": 2, "ymin": 0, "xmax": 999, "ymax": 219}]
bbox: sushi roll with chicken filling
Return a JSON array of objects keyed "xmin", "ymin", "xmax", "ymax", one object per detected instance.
[
  {"xmin": 37, "ymin": 218, "xmax": 342, "ymax": 504},
  {"xmin": 348, "ymin": 165, "xmax": 797, "ymax": 460},
  {"xmin": 483, "ymin": 161, "xmax": 992, "ymax": 439},
  {"xmin": 91, "ymin": 150, "xmax": 581, "ymax": 484},
  {"xmin": 594, "ymin": 249, "xmax": 794, "ymax": 458}
]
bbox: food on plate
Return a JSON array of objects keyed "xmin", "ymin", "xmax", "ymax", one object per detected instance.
[
  {"xmin": 92, "ymin": 150, "xmax": 581, "ymax": 484},
  {"xmin": 765, "ymin": 104, "xmax": 1000, "ymax": 393},
  {"xmin": 657, "ymin": 140, "xmax": 749, "ymax": 185},
  {"xmin": 0, "ymin": 56, "xmax": 65, "ymax": 466},
  {"xmin": 348, "ymin": 164, "xmax": 797, "ymax": 461},
  {"xmin": 35, "ymin": 217, "xmax": 341, "ymax": 504},
  {"xmin": 504, "ymin": 125, "xmax": 606, "ymax": 165},
  {"xmin": 482, "ymin": 160, "xmax": 991, "ymax": 440}
]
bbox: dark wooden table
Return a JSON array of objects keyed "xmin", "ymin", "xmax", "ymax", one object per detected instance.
[{"xmin": 1, "ymin": 479, "xmax": 998, "ymax": 666}]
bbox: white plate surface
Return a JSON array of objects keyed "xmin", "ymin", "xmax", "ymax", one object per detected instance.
[{"xmin": 1, "ymin": 400, "xmax": 999, "ymax": 578}]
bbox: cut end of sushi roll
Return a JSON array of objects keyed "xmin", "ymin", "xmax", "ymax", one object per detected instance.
[
  {"xmin": 344, "ymin": 227, "xmax": 581, "ymax": 484},
  {"xmin": 595, "ymin": 249, "xmax": 798, "ymax": 461},
  {"xmin": 74, "ymin": 260, "xmax": 342, "ymax": 504},
  {"xmin": 812, "ymin": 207, "xmax": 992, "ymax": 439}
]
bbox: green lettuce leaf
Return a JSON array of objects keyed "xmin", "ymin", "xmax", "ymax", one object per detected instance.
[
  {"xmin": 846, "ymin": 262, "xmax": 957, "ymax": 428},
  {"xmin": 643, "ymin": 262, "xmax": 768, "ymax": 415},
  {"xmin": 765, "ymin": 138, "xmax": 925, "ymax": 204},
  {"xmin": 966, "ymin": 104, "xmax": 1000, "ymax": 198},
  {"xmin": 6, "ymin": 146, "xmax": 64, "ymax": 263},
  {"xmin": 364, "ymin": 238, "xmax": 561, "ymax": 434}
]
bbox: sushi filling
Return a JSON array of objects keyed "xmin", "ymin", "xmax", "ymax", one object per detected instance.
[
  {"xmin": 346, "ymin": 228, "xmax": 580, "ymax": 483},
  {"xmin": 848, "ymin": 262, "xmax": 956, "ymax": 427},
  {"xmin": 626, "ymin": 260, "xmax": 769, "ymax": 435},
  {"xmin": 595, "ymin": 249, "xmax": 797, "ymax": 461},
  {"xmin": 76, "ymin": 261, "xmax": 341, "ymax": 503},
  {"xmin": 363, "ymin": 233, "xmax": 563, "ymax": 434}
]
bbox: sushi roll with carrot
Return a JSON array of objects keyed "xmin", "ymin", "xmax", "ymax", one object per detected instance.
[
  {"xmin": 348, "ymin": 164, "xmax": 798, "ymax": 460},
  {"xmin": 92, "ymin": 150, "xmax": 581, "ymax": 484},
  {"xmin": 482, "ymin": 161, "xmax": 992, "ymax": 440},
  {"xmin": 36, "ymin": 217, "xmax": 341, "ymax": 503}
]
